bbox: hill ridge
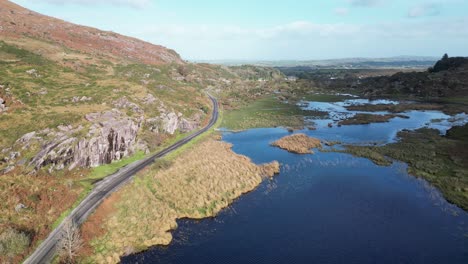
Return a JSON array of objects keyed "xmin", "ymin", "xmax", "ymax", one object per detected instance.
[{"xmin": 0, "ymin": 0, "xmax": 183, "ymax": 65}]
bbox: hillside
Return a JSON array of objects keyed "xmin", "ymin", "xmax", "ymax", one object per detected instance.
[
  {"xmin": 0, "ymin": 0, "xmax": 183, "ymax": 65},
  {"xmin": 0, "ymin": 1, "xmax": 289, "ymax": 262}
]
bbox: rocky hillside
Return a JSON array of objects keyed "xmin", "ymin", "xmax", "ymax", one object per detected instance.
[
  {"xmin": 0, "ymin": 40, "xmax": 206, "ymax": 175},
  {"xmin": 0, "ymin": 2, "xmax": 287, "ymax": 261},
  {"xmin": 0, "ymin": 0, "xmax": 183, "ymax": 65}
]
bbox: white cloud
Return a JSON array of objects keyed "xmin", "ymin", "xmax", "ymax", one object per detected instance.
[
  {"xmin": 24, "ymin": 0, "xmax": 151, "ymax": 8},
  {"xmin": 408, "ymin": 3, "xmax": 441, "ymax": 18},
  {"xmin": 128, "ymin": 18, "xmax": 468, "ymax": 60},
  {"xmin": 347, "ymin": 0, "xmax": 385, "ymax": 7},
  {"xmin": 334, "ymin": 7, "xmax": 350, "ymax": 16}
]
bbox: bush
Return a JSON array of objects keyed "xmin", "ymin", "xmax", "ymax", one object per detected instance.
[{"xmin": 0, "ymin": 228, "xmax": 30, "ymax": 259}]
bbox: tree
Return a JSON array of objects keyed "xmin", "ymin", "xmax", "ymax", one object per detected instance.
[{"xmin": 57, "ymin": 220, "xmax": 83, "ymax": 264}]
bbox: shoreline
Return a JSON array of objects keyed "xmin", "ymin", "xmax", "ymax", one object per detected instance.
[{"xmin": 80, "ymin": 137, "xmax": 280, "ymax": 263}]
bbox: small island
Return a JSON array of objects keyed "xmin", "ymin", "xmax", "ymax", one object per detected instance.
[
  {"xmin": 272, "ymin": 133, "xmax": 322, "ymax": 154},
  {"xmin": 338, "ymin": 113, "xmax": 409, "ymax": 126}
]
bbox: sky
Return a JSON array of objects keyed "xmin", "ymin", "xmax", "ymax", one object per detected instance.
[{"xmin": 10, "ymin": 0, "xmax": 468, "ymax": 61}]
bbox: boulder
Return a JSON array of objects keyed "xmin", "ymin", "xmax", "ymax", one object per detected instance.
[
  {"xmin": 0, "ymin": 97, "xmax": 6, "ymax": 113},
  {"xmin": 38, "ymin": 88, "xmax": 48, "ymax": 95},
  {"xmin": 160, "ymin": 112, "xmax": 179, "ymax": 134},
  {"xmin": 178, "ymin": 118, "xmax": 198, "ymax": 133}
]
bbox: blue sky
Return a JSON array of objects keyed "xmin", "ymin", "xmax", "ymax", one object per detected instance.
[{"xmin": 10, "ymin": 0, "xmax": 468, "ymax": 60}]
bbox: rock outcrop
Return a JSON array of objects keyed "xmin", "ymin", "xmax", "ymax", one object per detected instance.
[
  {"xmin": 0, "ymin": 97, "xmax": 6, "ymax": 113},
  {"xmin": 2, "ymin": 110, "xmax": 141, "ymax": 172},
  {"xmin": 1, "ymin": 91, "xmax": 204, "ymax": 173},
  {"xmin": 2, "ymin": 104, "xmax": 203, "ymax": 173},
  {"xmin": 69, "ymin": 111, "xmax": 140, "ymax": 169},
  {"xmin": 146, "ymin": 112, "xmax": 201, "ymax": 135}
]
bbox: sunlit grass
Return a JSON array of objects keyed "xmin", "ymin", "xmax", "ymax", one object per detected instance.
[{"xmin": 222, "ymin": 96, "xmax": 305, "ymax": 130}]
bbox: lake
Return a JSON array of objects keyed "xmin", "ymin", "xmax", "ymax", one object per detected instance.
[{"xmin": 122, "ymin": 99, "xmax": 468, "ymax": 264}]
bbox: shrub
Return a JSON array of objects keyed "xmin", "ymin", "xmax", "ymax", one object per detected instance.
[{"xmin": 0, "ymin": 227, "xmax": 30, "ymax": 259}]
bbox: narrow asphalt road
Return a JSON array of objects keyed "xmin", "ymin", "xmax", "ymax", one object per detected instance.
[{"xmin": 23, "ymin": 94, "xmax": 219, "ymax": 264}]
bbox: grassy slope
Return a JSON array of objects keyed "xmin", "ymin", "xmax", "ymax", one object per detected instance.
[{"xmin": 0, "ymin": 38, "xmax": 212, "ymax": 262}]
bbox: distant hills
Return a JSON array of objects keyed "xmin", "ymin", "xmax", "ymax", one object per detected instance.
[
  {"xmin": 279, "ymin": 55, "xmax": 468, "ymax": 98},
  {"xmin": 196, "ymin": 56, "xmax": 439, "ymax": 69}
]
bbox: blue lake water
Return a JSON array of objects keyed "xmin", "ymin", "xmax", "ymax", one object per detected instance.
[{"xmin": 123, "ymin": 103, "xmax": 468, "ymax": 264}]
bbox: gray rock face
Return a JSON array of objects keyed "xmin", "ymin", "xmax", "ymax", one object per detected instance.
[
  {"xmin": 161, "ymin": 112, "xmax": 179, "ymax": 134},
  {"xmin": 70, "ymin": 110, "xmax": 140, "ymax": 169},
  {"xmin": 178, "ymin": 113, "xmax": 202, "ymax": 133},
  {"xmin": 7, "ymin": 110, "xmax": 141, "ymax": 172},
  {"xmin": 146, "ymin": 111, "xmax": 200, "ymax": 135},
  {"xmin": 178, "ymin": 119, "xmax": 198, "ymax": 133},
  {"xmin": 29, "ymin": 136, "xmax": 77, "ymax": 170}
]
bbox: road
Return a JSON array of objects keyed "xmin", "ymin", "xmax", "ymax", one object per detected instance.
[{"xmin": 23, "ymin": 94, "xmax": 218, "ymax": 264}]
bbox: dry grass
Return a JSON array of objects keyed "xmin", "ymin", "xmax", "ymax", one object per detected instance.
[
  {"xmin": 81, "ymin": 138, "xmax": 279, "ymax": 263},
  {"xmin": 0, "ymin": 171, "xmax": 83, "ymax": 263},
  {"xmin": 271, "ymin": 133, "xmax": 322, "ymax": 154}
]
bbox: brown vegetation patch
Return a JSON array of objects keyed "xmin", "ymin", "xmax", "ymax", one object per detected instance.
[
  {"xmin": 0, "ymin": 172, "xmax": 82, "ymax": 263},
  {"xmin": 80, "ymin": 191, "xmax": 122, "ymax": 258},
  {"xmin": 271, "ymin": 133, "xmax": 322, "ymax": 154},
  {"xmin": 82, "ymin": 138, "xmax": 280, "ymax": 263}
]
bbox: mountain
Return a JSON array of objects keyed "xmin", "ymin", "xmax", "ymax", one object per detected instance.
[{"xmin": 0, "ymin": 0, "xmax": 183, "ymax": 65}]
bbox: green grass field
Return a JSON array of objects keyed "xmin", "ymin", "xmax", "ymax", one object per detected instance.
[{"xmin": 221, "ymin": 96, "xmax": 306, "ymax": 130}]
